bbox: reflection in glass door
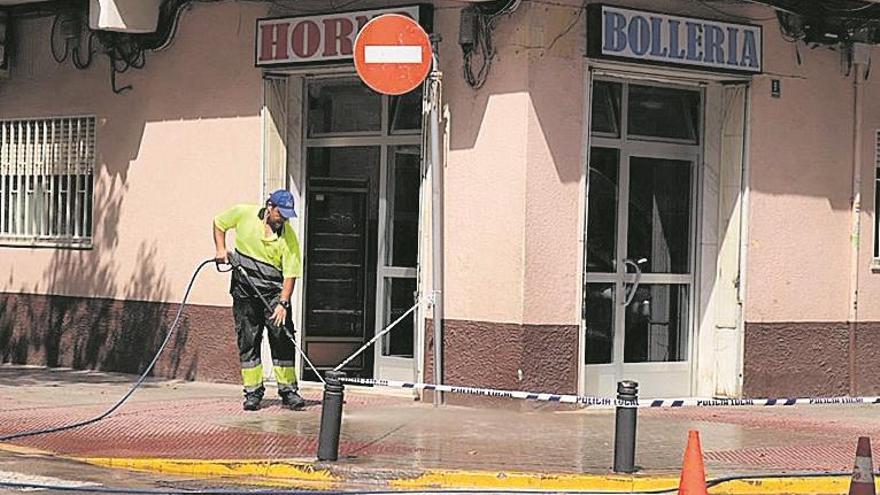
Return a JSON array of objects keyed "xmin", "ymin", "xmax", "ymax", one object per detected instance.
[{"xmin": 584, "ymin": 79, "xmax": 701, "ymax": 398}]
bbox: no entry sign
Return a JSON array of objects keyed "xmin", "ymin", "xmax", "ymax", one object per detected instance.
[{"xmin": 353, "ymin": 14, "xmax": 432, "ymax": 95}]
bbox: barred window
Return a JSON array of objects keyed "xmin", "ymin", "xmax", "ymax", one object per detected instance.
[{"xmin": 0, "ymin": 117, "xmax": 95, "ymax": 247}]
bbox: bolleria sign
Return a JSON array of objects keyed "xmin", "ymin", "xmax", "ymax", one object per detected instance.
[
  {"xmin": 587, "ymin": 5, "xmax": 762, "ymax": 74},
  {"xmin": 256, "ymin": 6, "xmax": 429, "ymax": 67}
]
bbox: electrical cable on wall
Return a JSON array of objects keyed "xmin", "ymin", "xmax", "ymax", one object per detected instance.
[
  {"xmin": 770, "ymin": 5, "xmax": 880, "ymax": 70},
  {"xmin": 44, "ymin": 0, "xmax": 194, "ymax": 94},
  {"xmin": 50, "ymin": 10, "xmax": 96, "ymax": 69},
  {"xmin": 460, "ymin": 0, "xmax": 521, "ymax": 89},
  {"xmin": 510, "ymin": 2, "xmax": 584, "ymax": 54}
]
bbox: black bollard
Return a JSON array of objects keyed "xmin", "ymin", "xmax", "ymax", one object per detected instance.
[
  {"xmin": 317, "ymin": 370, "xmax": 345, "ymax": 461},
  {"xmin": 613, "ymin": 380, "xmax": 638, "ymax": 473}
]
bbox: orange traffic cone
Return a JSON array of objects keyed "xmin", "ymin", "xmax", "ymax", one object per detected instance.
[
  {"xmin": 849, "ymin": 437, "xmax": 876, "ymax": 495},
  {"xmin": 678, "ymin": 430, "xmax": 708, "ymax": 495}
]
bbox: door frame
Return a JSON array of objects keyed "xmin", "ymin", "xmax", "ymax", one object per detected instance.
[
  {"xmin": 581, "ymin": 73, "xmax": 705, "ymax": 398},
  {"xmin": 297, "ymin": 72, "xmax": 424, "ymax": 383}
]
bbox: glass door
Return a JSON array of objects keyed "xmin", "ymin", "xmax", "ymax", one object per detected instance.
[
  {"xmin": 374, "ymin": 95, "xmax": 422, "ymax": 382},
  {"xmin": 302, "ymin": 77, "xmax": 422, "ymax": 381},
  {"xmin": 584, "ymin": 80, "xmax": 701, "ymax": 398}
]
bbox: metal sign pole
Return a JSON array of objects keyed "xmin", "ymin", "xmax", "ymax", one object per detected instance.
[
  {"xmin": 353, "ymin": 14, "xmax": 439, "ymax": 406},
  {"xmin": 428, "ymin": 34, "xmax": 444, "ymax": 406}
]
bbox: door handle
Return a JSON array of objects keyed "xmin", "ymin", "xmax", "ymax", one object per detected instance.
[{"xmin": 621, "ymin": 258, "xmax": 646, "ymax": 306}]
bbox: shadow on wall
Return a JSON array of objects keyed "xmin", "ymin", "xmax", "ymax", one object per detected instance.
[
  {"xmin": 0, "ymin": 185, "xmax": 197, "ymax": 379},
  {"xmin": 0, "ymin": 2, "xmax": 266, "ymax": 379},
  {"xmin": 441, "ymin": 1, "xmax": 586, "ymax": 185},
  {"xmin": 442, "ymin": 0, "xmax": 862, "ymax": 204}
]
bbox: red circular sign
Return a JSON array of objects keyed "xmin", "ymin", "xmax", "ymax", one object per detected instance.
[{"xmin": 353, "ymin": 14, "xmax": 432, "ymax": 96}]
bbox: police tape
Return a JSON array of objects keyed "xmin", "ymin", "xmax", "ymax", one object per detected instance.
[{"xmin": 338, "ymin": 377, "xmax": 880, "ymax": 409}]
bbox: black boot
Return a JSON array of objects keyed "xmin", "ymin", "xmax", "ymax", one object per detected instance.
[
  {"xmin": 243, "ymin": 395, "xmax": 261, "ymax": 411},
  {"xmin": 243, "ymin": 388, "xmax": 264, "ymax": 411},
  {"xmin": 280, "ymin": 390, "xmax": 306, "ymax": 410}
]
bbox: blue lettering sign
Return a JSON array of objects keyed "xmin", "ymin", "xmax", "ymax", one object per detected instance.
[
  {"xmin": 650, "ymin": 17, "xmax": 669, "ymax": 57},
  {"xmin": 669, "ymin": 19, "xmax": 685, "ymax": 60},
  {"xmin": 604, "ymin": 12, "xmax": 627, "ymax": 52},
  {"xmin": 726, "ymin": 27, "xmax": 740, "ymax": 65},
  {"xmin": 704, "ymin": 25, "xmax": 724, "ymax": 63},
  {"xmin": 597, "ymin": 6, "xmax": 762, "ymax": 73},
  {"xmin": 685, "ymin": 21, "xmax": 702, "ymax": 61},
  {"xmin": 628, "ymin": 15, "xmax": 650, "ymax": 56},
  {"xmin": 741, "ymin": 30, "xmax": 759, "ymax": 68}
]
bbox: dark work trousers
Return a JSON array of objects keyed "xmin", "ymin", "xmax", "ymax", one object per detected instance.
[{"xmin": 232, "ymin": 296, "xmax": 298, "ymax": 397}]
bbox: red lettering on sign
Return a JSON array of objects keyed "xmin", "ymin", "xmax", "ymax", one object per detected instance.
[
  {"xmin": 255, "ymin": 8, "xmax": 423, "ymax": 66},
  {"xmin": 258, "ymin": 22, "xmax": 290, "ymax": 62},
  {"xmin": 291, "ymin": 20, "xmax": 321, "ymax": 58},
  {"xmin": 323, "ymin": 18, "xmax": 354, "ymax": 57}
]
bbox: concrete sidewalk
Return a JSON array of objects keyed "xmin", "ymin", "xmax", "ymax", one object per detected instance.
[{"xmin": 0, "ymin": 364, "xmax": 878, "ymax": 492}]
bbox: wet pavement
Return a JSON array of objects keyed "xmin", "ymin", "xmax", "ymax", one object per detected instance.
[{"xmin": 0, "ymin": 364, "xmax": 878, "ymax": 485}]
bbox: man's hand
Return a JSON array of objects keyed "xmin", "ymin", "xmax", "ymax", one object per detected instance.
[
  {"xmin": 213, "ymin": 224, "xmax": 228, "ymax": 265},
  {"xmin": 271, "ymin": 304, "xmax": 286, "ymax": 327},
  {"xmin": 215, "ymin": 250, "xmax": 229, "ymax": 264}
]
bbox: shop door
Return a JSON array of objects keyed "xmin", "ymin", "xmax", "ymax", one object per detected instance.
[
  {"xmin": 584, "ymin": 80, "xmax": 701, "ymax": 398},
  {"xmin": 304, "ymin": 176, "xmax": 375, "ymax": 380},
  {"xmin": 302, "ymin": 78, "xmax": 422, "ymax": 380}
]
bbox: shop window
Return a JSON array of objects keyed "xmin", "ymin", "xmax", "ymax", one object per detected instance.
[
  {"xmin": 307, "ymin": 79, "xmax": 381, "ymax": 136},
  {"xmin": 381, "ymin": 277, "xmax": 416, "ymax": 358},
  {"xmin": 591, "ymin": 81, "xmax": 622, "ymax": 137},
  {"xmin": 586, "ymin": 147, "xmax": 619, "ymax": 273},
  {"xmin": 627, "ymin": 85, "xmax": 700, "ymax": 143},
  {"xmin": 624, "ymin": 284, "xmax": 689, "ymax": 363},
  {"xmin": 627, "ymin": 157, "xmax": 693, "ymax": 274},
  {"xmin": 585, "ymin": 283, "xmax": 614, "ymax": 364},
  {"xmin": 390, "ymin": 90, "xmax": 422, "ymax": 134},
  {"xmin": 0, "ymin": 116, "xmax": 95, "ymax": 247},
  {"xmin": 307, "ymin": 146, "xmax": 381, "ymax": 183},
  {"xmin": 388, "ymin": 146, "xmax": 420, "ymax": 267}
]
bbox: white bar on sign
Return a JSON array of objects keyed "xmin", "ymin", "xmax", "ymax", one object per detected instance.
[{"xmin": 364, "ymin": 45, "xmax": 422, "ymax": 64}]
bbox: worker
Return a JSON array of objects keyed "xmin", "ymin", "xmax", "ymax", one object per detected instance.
[{"xmin": 212, "ymin": 190, "xmax": 305, "ymax": 411}]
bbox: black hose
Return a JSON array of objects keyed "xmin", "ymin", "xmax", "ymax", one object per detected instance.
[
  {"xmin": 72, "ymin": 31, "xmax": 96, "ymax": 70},
  {"xmin": 0, "ymin": 259, "xmax": 216, "ymax": 442}
]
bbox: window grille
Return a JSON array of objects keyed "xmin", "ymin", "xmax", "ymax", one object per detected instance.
[{"xmin": 0, "ymin": 116, "xmax": 95, "ymax": 247}]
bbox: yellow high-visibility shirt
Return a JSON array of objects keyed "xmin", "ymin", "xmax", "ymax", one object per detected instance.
[{"xmin": 214, "ymin": 204, "xmax": 303, "ymax": 279}]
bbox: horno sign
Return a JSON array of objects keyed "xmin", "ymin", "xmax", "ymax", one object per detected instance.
[
  {"xmin": 353, "ymin": 14, "xmax": 432, "ymax": 95},
  {"xmin": 255, "ymin": 6, "xmax": 430, "ymax": 67}
]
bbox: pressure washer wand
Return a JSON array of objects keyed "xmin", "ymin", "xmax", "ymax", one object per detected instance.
[{"xmin": 221, "ymin": 254, "xmax": 326, "ymax": 385}]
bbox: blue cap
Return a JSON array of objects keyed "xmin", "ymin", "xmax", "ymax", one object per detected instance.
[{"xmin": 268, "ymin": 189, "xmax": 296, "ymax": 219}]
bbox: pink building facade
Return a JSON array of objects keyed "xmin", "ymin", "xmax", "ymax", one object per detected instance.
[{"xmin": 1, "ymin": 0, "xmax": 878, "ymax": 400}]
